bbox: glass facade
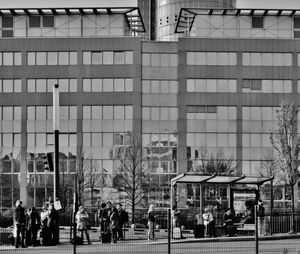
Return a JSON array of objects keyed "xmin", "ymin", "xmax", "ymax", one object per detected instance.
[{"xmin": 0, "ymin": 107, "xmax": 21, "ymax": 209}]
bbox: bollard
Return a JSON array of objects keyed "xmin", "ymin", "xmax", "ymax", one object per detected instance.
[
  {"xmin": 255, "ymin": 205, "xmax": 258, "ymax": 254},
  {"xmin": 168, "ymin": 208, "xmax": 171, "ymax": 254}
]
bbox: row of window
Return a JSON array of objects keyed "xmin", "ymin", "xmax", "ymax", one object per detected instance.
[
  {"xmin": 0, "ymin": 80, "xmax": 21, "ymax": 93},
  {"xmin": 187, "ymin": 133, "xmax": 236, "ymax": 147},
  {"xmin": 142, "ymin": 53, "xmax": 178, "ymax": 67},
  {"xmin": 2, "ymin": 16, "xmax": 54, "ymax": 29},
  {"xmin": 0, "ymin": 107, "xmax": 21, "ymax": 120},
  {"xmin": 187, "ymin": 79, "xmax": 237, "ymax": 93},
  {"xmin": 28, "ymin": 51, "xmax": 77, "ymax": 65},
  {"xmin": 83, "ymin": 132, "xmax": 132, "ymax": 147},
  {"xmin": 83, "ymin": 78, "xmax": 133, "ymax": 92},
  {"xmin": 27, "ymin": 106, "xmax": 77, "ymax": 120},
  {"xmin": 83, "ymin": 106, "xmax": 132, "ymax": 120},
  {"xmin": 187, "ymin": 52, "xmax": 237, "ymax": 65},
  {"xmin": 0, "ymin": 52, "xmax": 21, "ymax": 66},
  {"xmin": 242, "ymin": 80, "xmax": 292, "ymax": 93},
  {"xmin": 27, "ymin": 133, "xmax": 76, "ymax": 148},
  {"xmin": 142, "ymin": 133, "xmax": 178, "ymax": 147},
  {"xmin": 28, "ymin": 79, "xmax": 77, "ymax": 93},
  {"xmin": 142, "ymin": 107, "xmax": 178, "ymax": 120},
  {"xmin": 242, "ymin": 53, "xmax": 292, "ymax": 66},
  {"xmin": 0, "ymin": 133, "xmax": 21, "ymax": 147},
  {"xmin": 142, "ymin": 80, "xmax": 178, "ymax": 94},
  {"xmin": 243, "ymin": 134, "xmax": 272, "ymax": 148},
  {"xmin": 186, "ymin": 52, "xmax": 295, "ymax": 66},
  {"xmin": 0, "ymin": 78, "xmax": 295, "ymax": 94},
  {"xmin": 83, "ymin": 51, "xmax": 133, "ymax": 65},
  {"xmin": 187, "ymin": 106, "xmax": 237, "ymax": 120}
]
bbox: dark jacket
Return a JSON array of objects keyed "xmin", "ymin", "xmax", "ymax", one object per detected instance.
[
  {"xmin": 14, "ymin": 205, "xmax": 26, "ymax": 224},
  {"xmin": 257, "ymin": 205, "xmax": 265, "ymax": 218},
  {"xmin": 118, "ymin": 209, "xmax": 128, "ymax": 225},
  {"xmin": 27, "ymin": 209, "xmax": 41, "ymax": 230},
  {"xmin": 47, "ymin": 208, "xmax": 59, "ymax": 228}
]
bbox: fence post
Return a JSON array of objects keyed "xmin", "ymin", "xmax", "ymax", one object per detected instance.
[
  {"xmin": 168, "ymin": 208, "xmax": 171, "ymax": 254},
  {"xmin": 255, "ymin": 205, "xmax": 258, "ymax": 254}
]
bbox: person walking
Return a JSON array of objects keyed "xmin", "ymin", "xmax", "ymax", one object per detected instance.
[
  {"xmin": 107, "ymin": 201, "xmax": 118, "ymax": 244},
  {"xmin": 257, "ymin": 199, "xmax": 265, "ymax": 236},
  {"xmin": 116, "ymin": 203, "xmax": 128, "ymax": 241},
  {"xmin": 76, "ymin": 206, "xmax": 91, "ymax": 244},
  {"xmin": 147, "ymin": 204, "xmax": 156, "ymax": 241},
  {"xmin": 14, "ymin": 200, "xmax": 27, "ymax": 248}
]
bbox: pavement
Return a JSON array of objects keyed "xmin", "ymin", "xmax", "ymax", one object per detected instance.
[{"xmin": 1, "ymin": 231, "xmax": 300, "ymax": 252}]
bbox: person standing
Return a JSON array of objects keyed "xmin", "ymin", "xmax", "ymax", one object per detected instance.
[
  {"xmin": 147, "ymin": 204, "xmax": 156, "ymax": 241},
  {"xmin": 47, "ymin": 204, "xmax": 59, "ymax": 245},
  {"xmin": 107, "ymin": 201, "xmax": 118, "ymax": 244},
  {"xmin": 203, "ymin": 207, "xmax": 215, "ymax": 238},
  {"xmin": 25, "ymin": 208, "xmax": 32, "ymax": 246},
  {"xmin": 40, "ymin": 205, "xmax": 49, "ymax": 246},
  {"xmin": 14, "ymin": 200, "xmax": 27, "ymax": 248},
  {"xmin": 29, "ymin": 207, "xmax": 41, "ymax": 246},
  {"xmin": 257, "ymin": 199, "xmax": 265, "ymax": 236},
  {"xmin": 116, "ymin": 203, "xmax": 128, "ymax": 241},
  {"xmin": 76, "ymin": 206, "xmax": 91, "ymax": 244}
]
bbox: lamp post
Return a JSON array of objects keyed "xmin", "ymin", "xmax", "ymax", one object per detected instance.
[{"xmin": 53, "ymin": 84, "xmax": 60, "ymax": 202}]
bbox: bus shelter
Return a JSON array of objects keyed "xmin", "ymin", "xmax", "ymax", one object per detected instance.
[{"xmin": 170, "ymin": 173, "xmax": 274, "ymax": 213}]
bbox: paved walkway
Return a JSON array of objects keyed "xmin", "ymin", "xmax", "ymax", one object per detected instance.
[{"xmin": 1, "ymin": 232, "xmax": 300, "ymax": 251}]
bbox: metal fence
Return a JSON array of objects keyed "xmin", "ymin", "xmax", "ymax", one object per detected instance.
[{"xmin": 2, "ymin": 208, "xmax": 300, "ymax": 253}]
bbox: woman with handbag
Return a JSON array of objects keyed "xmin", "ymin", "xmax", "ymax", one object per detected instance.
[{"xmin": 76, "ymin": 206, "xmax": 91, "ymax": 244}]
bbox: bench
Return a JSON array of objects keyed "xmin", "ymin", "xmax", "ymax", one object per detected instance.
[{"xmin": 236, "ymin": 223, "xmax": 255, "ymax": 235}]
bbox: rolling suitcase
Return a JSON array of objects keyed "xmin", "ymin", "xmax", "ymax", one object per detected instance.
[
  {"xmin": 101, "ymin": 231, "xmax": 111, "ymax": 243},
  {"xmin": 173, "ymin": 227, "xmax": 181, "ymax": 239}
]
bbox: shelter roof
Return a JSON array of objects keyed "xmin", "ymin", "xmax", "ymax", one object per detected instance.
[{"xmin": 171, "ymin": 173, "xmax": 273, "ymax": 186}]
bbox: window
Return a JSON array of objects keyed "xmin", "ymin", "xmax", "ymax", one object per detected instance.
[
  {"xmin": 43, "ymin": 16, "xmax": 54, "ymax": 27},
  {"xmin": 29, "ymin": 16, "xmax": 41, "ymax": 28},
  {"xmin": 252, "ymin": 17, "xmax": 264, "ymax": 29},
  {"xmin": 2, "ymin": 16, "xmax": 13, "ymax": 37},
  {"xmin": 2, "ymin": 17, "xmax": 13, "ymax": 28}
]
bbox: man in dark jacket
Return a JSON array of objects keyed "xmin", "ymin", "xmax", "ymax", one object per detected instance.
[
  {"xmin": 116, "ymin": 203, "xmax": 128, "ymax": 240},
  {"xmin": 107, "ymin": 201, "xmax": 118, "ymax": 243},
  {"xmin": 14, "ymin": 200, "xmax": 27, "ymax": 248},
  {"xmin": 47, "ymin": 204, "xmax": 59, "ymax": 245},
  {"xmin": 27, "ymin": 207, "xmax": 41, "ymax": 246},
  {"xmin": 257, "ymin": 199, "xmax": 265, "ymax": 236}
]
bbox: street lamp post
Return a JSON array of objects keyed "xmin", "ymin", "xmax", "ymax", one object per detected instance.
[{"xmin": 53, "ymin": 84, "xmax": 60, "ymax": 202}]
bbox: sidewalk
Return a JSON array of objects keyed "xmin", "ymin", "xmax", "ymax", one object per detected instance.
[{"xmin": 1, "ymin": 232, "xmax": 300, "ymax": 251}]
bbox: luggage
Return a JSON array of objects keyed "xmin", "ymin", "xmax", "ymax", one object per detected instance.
[
  {"xmin": 194, "ymin": 224, "xmax": 205, "ymax": 238},
  {"xmin": 71, "ymin": 236, "xmax": 83, "ymax": 245},
  {"xmin": 225, "ymin": 224, "xmax": 236, "ymax": 237},
  {"xmin": 173, "ymin": 227, "xmax": 181, "ymax": 239},
  {"xmin": 101, "ymin": 231, "xmax": 111, "ymax": 243}
]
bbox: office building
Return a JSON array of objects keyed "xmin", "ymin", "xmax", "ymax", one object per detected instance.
[{"xmin": 0, "ymin": 1, "xmax": 299, "ymax": 209}]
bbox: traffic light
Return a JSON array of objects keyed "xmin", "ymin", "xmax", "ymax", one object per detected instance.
[{"xmin": 43, "ymin": 153, "xmax": 54, "ymax": 171}]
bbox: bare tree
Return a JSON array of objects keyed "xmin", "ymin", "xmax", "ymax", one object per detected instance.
[
  {"xmin": 259, "ymin": 151, "xmax": 286, "ymax": 201},
  {"xmin": 192, "ymin": 147, "xmax": 237, "ymax": 176},
  {"xmin": 270, "ymin": 101, "xmax": 300, "ymax": 233},
  {"xmin": 76, "ymin": 153, "xmax": 104, "ymax": 207},
  {"xmin": 113, "ymin": 134, "xmax": 149, "ymax": 224}
]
